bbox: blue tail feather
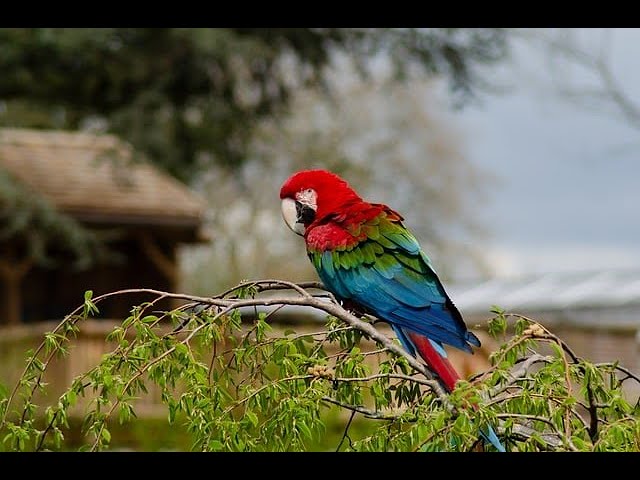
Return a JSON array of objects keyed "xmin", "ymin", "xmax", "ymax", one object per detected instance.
[{"xmin": 481, "ymin": 425, "xmax": 506, "ymax": 452}]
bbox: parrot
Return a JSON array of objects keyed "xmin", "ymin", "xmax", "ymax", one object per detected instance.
[{"xmin": 279, "ymin": 169, "xmax": 505, "ymax": 452}]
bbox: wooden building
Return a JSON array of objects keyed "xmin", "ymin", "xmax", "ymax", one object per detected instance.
[
  {"xmin": 0, "ymin": 128, "xmax": 206, "ymax": 326},
  {"xmin": 0, "ymin": 128, "xmax": 208, "ymax": 415}
]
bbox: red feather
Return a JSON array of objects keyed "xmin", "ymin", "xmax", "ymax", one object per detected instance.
[
  {"xmin": 407, "ymin": 332, "xmax": 460, "ymax": 392},
  {"xmin": 280, "ymin": 169, "xmax": 363, "ymax": 226}
]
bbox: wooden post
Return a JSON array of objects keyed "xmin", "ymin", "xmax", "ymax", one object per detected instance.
[
  {"xmin": 0, "ymin": 255, "xmax": 33, "ymax": 325},
  {"xmin": 134, "ymin": 232, "xmax": 185, "ymax": 311},
  {"xmin": 135, "ymin": 232, "xmax": 178, "ymax": 288}
]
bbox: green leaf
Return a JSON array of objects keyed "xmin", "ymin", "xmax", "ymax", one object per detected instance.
[
  {"xmin": 83, "ymin": 290, "xmax": 99, "ymax": 315},
  {"xmin": 298, "ymin": 420, "xmax": 313, "ymax": 440},
  {"xmin": 53, "ymin": 428, "xmax": 64, "ymax": 449},
  {"xmin": 174, "ymin": 343, "xmax": 189, "ymax": 357},
  {"xmin": 100, "ymin": 428, "xmax": 111, "ymax": 443},
  {"xmin": 168, "ymin": 403, "xmax": 177, "ymax": 424},
  {"xmin": 246, "ymin": 411, "xmax": 259, "ymax": 428},
  {"xmin": 487, "ymin": 313, "xmax": 507, "ymax": 337},
  {"xmin": 209, "ymin": 440, "xmax": 224, "ymax": 450}
]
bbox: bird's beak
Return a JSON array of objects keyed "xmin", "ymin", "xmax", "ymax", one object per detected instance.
[
  {"xmin": 281, "ymin": 198, "xmax": 306, "ymax": 236},
  {"xmin": 281, "ymin": 196, "xmax": 317, "ymax": 236}
]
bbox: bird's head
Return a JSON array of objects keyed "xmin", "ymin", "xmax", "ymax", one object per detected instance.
[{"xmin": 279, "ymin": 169, "xmax": 362, "ymax": 236}]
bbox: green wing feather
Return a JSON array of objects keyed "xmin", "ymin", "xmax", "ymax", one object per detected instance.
[{"xmin": 309, "ymin": 207, "xmax": 478, "ymax": 352}]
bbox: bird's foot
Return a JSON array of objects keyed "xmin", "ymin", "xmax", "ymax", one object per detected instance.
[{"xmin": 339, "ymin": 299, "xmax": 368, "ymax": 318}]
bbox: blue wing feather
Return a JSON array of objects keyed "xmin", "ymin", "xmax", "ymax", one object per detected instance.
[{"xmin": 311, "ymin": 209, "xmax": 480, "ymax": 353}]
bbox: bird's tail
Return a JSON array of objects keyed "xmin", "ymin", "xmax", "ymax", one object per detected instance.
[{"xmin": 393, "ymin": 327, "xmax": 505, "ymax": 452}]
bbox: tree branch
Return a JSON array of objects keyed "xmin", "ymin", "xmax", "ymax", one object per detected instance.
[{"xmin": 321, "ymin": 396, "xmax": 404, "ymax": 420}]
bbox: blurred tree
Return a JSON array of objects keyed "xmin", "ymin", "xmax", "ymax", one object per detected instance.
[
  {"xmin": 518, "ymin": 28, "xmax": 640, "ymax": 133},
  {"xmin": 0, "ymin": 28, "xmax": 508, "ymax": 183},
  {"xmin": 0, "ymin": 169, "xmax": 113, "ymax": 269},
  {"xmin": 0, "ymin": 28, "xmax": 508, "ymax": 297}
]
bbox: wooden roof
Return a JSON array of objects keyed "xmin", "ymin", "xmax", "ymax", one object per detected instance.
[{"xmin": 0, "ymin": 128, "xmax": 205, "ymax": 229}]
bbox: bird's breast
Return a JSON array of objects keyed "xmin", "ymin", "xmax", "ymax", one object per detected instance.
[{"xmin": 306, "ymin": 223, "xmax": 359, "ymax": 252}]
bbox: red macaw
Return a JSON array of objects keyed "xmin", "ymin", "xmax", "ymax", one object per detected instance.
[{"xmin": 280, "ymin": 169, "xmax": 504, "ymax": 451}]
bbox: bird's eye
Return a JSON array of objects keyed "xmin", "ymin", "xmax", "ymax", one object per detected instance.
[{"xmin": 305, "ymin": 188, "xmax": 313, "ymax": 194}]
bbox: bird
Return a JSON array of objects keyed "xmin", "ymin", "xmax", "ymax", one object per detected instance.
[{"xmin": 279, "ymin": 168, "xmax": 504, "ymax": 452}]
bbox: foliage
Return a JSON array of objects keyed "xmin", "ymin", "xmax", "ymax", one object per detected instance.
[
  {"xmin": 0, "ymin": 169, "xmax": 119, "ymax": 269},
  {"xmin": 0, "ymin": 28, "xmax": 508, "ymax": 276},
  {"xmin": 0, "ymin": 28, "xmax": 508, "ymax": 183},
  {"xmin": 1, "ymin": 280, "xmax": 638, "ymax": 451}
]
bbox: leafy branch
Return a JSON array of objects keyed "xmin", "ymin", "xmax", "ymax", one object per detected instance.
[{"xmin": 0, "ymin": 280, "xmax": 638, "ymax": 451}]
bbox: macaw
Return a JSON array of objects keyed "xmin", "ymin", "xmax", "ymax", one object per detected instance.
[{"xmin": 279, "ymin": 169, "xmax": 504, "ymax": 452}]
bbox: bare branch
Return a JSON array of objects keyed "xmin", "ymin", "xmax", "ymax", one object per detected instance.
[
  {"xmin": 507, "ymin": 423, "xmax": 565, "ymax": 450},
  {"xmin": 321, "ymin": 396, "xmax": 404, "ymax": 421},
  {"xmin": 488, "ymin": 353, "xmax": 553, "ymax": 398},
  {"xmin": 334, "ymin": 373, "xmax": 439, "ymax": 390},
  {"xmin": 521, "ymin": 28, "xmax": 640, "ymax": 131}
]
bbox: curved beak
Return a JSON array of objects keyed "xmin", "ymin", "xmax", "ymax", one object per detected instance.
[{"xmin": 281, "ymin": 198, "xmax": 306, "ymax": 236}]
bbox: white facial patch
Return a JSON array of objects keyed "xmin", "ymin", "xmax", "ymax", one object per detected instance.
[{"xmin": 296, "ymin": 188, "xmax": 317, "ymax": 211}]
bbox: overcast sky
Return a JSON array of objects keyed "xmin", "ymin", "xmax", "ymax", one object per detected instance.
[{"xmin": 452, "ymin": 28, "xmax": 640, "ymax": 277}]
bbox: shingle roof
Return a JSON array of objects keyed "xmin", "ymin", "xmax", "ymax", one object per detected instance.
[{"xmin": 0, "ymin": 128, "xmax": 205, "ymax": 227}]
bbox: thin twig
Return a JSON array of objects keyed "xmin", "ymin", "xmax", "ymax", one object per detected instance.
[
  {"xmin": 321, "ymin": 396, "xmax": 404, "ymax": 421},
  {"xmin": 336, "ymin": 411, "xmax": 356, "ymax": 452}
]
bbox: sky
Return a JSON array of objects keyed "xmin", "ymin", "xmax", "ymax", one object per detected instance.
[{"xmin": 451, "ymin": 28, "xmax": 640, "ymax": 278}]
